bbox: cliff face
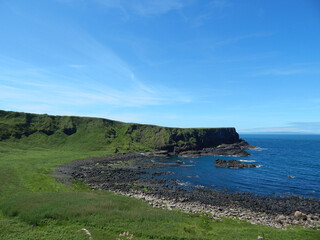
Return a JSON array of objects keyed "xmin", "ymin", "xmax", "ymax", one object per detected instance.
[
  {"xmin": 137, "ymin": 126, "xmax": 240, "ymax": 152},
  {"xmin": 0, "ymin": 110, "xmax": 240, "ymax": 152}
]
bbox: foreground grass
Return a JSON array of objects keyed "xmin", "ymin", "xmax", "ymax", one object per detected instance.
[{"xmin": 0, "ymin": 142, "xmax": 319, "ymax": 239}]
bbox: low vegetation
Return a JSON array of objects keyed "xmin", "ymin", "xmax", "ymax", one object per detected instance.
[{"xmin": 0, "ymin": 110, "xmax": 319, "ymax": 239}]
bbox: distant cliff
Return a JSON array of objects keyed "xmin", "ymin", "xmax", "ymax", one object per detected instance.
[{"xmin": 0, "ymin": 110, "xmax": 241, "ymax": 153}]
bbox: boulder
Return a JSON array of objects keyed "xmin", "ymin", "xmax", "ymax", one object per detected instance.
[{"xmin": 294, "ymin": 211, "xmax": 307, "ymax": 220}]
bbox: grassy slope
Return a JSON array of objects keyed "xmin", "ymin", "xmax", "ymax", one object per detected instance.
[
  {"xmin": 0, "ymin": 111, "xmax": 319, "ymax": 239},
  {"xmin": 0, "ymin": 110, "xmax": 240, "ymax": 152}
]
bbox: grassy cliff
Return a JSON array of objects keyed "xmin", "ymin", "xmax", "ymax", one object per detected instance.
[{"xmin": 0, "ymin": 110, "xmax": 240, "ymax": 153}]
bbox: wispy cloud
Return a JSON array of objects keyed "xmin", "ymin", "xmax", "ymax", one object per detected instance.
[
  {"xmin": 68, "ymin": 64, "xmax": 86, "ymax": 69},
  {"xmin": 212, "ymin": 32, "xmax": 274, "ymax": 49},
  {"xmin": 0, "ymin": 4, "xmax": 193, "ymax": 122},
  {"xmin": 210, "ymin": 0, "xmax": 233, "ymax": 10},
  {"xmin": 252, "ymin": 68, "xmax": 305, "ymax": 77},
  {"xmin": 251, "ymin": 62, "xmax": 320, "ymax": 77},
  {"xmin": 240, "ymin": 122, "xmax": 320, "ymax": 134},
  {"xmin": 240, "ymin": 127, "xmax": 311, "ymax": 134},
  {"xmin": 132, "ymin": 0, "xmax": 187, "ymax": 16},
  {"xmin": 0, "ymin": 63, "xmax": 189, "ymax": 108},
  {"xmin": 59, "ymin": 0, "xmax": 192, "ymax": 17},
  {"xmin": 290, "ymin": 122, "xmax": 320, "ymax": 131},
  {"xmin": 180, "ymin": 0, "xmax": 233, "ymax": 28},
  {"xmin": 0, "ymin": 26, "xmax": 191, "ymax": 112}
]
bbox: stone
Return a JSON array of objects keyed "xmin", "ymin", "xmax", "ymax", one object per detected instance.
[{"xmin": 294, "ymin": 211, "xmax": 307, "ymax": 220}]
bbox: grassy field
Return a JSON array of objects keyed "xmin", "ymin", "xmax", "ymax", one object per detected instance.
[{"xmin": 0, "ymin": 111, "xmax": 319, "ymax": 239}]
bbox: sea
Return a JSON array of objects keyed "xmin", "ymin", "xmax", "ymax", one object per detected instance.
[{"xmin": 150, "ymin": 134, "xmax": 320, "ymax": 199}]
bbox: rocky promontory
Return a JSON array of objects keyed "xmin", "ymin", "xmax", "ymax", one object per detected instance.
[{"xmin": 177, "ymin": 139, "xmax": 255, "ymax": 158}]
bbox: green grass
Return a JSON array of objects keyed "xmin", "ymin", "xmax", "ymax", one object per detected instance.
[{"xmin": 0, "ymin": 110, "xmax": 319, "ymax": 239}]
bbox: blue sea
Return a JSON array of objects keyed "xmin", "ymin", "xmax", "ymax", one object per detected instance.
[{"xmin": 151, "ymin": 134, "xmax": 320, "ymax": 199}]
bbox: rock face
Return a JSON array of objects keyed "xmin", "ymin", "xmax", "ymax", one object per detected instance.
[{"xmin": 214, "ymin": 159, "xmax": 258, "ymax": 169}]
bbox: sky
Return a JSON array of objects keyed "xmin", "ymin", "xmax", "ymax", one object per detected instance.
[{"xmin": 0, "ymin": 0, "xmax": 320, "ymax": 133}]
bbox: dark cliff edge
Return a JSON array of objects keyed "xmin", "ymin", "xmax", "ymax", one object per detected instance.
[{"xmin": 0, "ymin": 110, "xmax": 250, "ymax": 155}]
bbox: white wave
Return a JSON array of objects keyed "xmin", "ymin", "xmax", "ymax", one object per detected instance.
[
  {"xmin": 239, "ymin": 160, "xmax": 256, "ymax": 163},
  {"xmin": 177, "ymin": 181, "xmax": 191, "ymax": 186},
  {"xmin": 252, "ymin": 147, "xmax": 268, "ymax": 151},
  {"xmin": 187, "ymin": 175, "xmax": 200, "ymax": 178},
  {"xmin": 256, "ymin": 165, "xmax": 262, "ymax": 168}
]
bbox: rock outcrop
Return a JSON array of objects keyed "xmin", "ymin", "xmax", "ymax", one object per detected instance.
[
  {"xmin": 176, "ymin": 139, "xmax": 255, "ymax": 157},
  {"xmin": 214, "ymin": 159, "xmax": 258, "ymax": 168}
]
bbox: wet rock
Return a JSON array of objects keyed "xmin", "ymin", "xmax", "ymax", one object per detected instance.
[
  {"xmin": 214, "ymin": 159, "xmax": 258, "ymax": 169},
  {"xmin": 177, "ymin": 140, "xmax": 254, "ymax": 157}
]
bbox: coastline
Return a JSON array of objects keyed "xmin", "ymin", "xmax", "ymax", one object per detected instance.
[{"xmin": 53, "ymin": 150, "xmax": 320, "ymax": 229}]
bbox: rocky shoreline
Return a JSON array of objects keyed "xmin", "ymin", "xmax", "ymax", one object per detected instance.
[{"xmin": 53, "ymin": 144, "xmax": 320, "ymax": 229}]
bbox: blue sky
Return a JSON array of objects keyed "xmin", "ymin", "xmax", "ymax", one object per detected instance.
[{"xmin": 1, "ymin": 0, "xmax": 320, "ymax": 133}]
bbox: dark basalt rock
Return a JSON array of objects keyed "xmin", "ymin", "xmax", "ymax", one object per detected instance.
[
  {"xmin": 177, "ymin": 139, "xmax": 254, "ymax": 158},
  {"xmin": 214, "ymin": 159, "xmax": 258, "ymax": 169}
]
